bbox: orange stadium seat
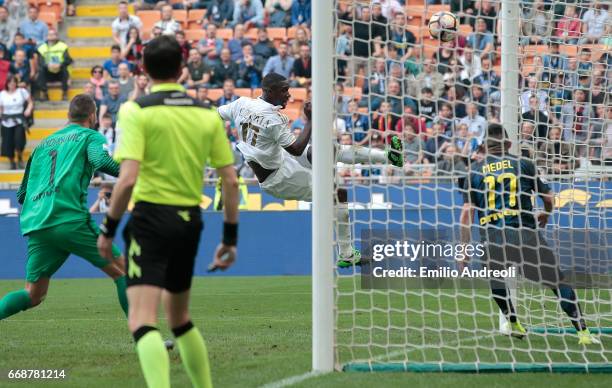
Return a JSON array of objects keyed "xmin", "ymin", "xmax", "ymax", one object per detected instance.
[
  {"xmin": 137, "ymin": 10, "xmax": 161, "ymax": 32},
  {"xmin": 285, "ymin": 100, "xmax": 302, "ymax": 111},
  {"xmin": 283, "ymin": 108, "xmax": 300, "ymax": 121},
  {"xmin": 559, "ymin": 45, "xmax": 578, "ymax": 57},
  {"xmin": 286, "ymin": 26, "xmax": 298, "ymax": 40},
  {"xmin": 235, "ymin": 88, "xmax": 252, "ymax": 97},
  {"xmin": 185, "ymin": 29, "xmax": 206, "ymax": 42},
  {"xmin": 245, "ymin": 28, "xmax": 258, "ymax": 41},
  {"xmin": 186, "ymin": 89, "xmax": 197, "ymax": 98},
  {"xmin": 289, "ymin": 88, "xmax": 307, "ymax": 101},
  {"xmin": 207, "ymin": 88, "xmax": 223, "ymax": 101},
  {"xmin": 407, "ymin": 15, "xmax": 422, "ymax": 27},
  {"xmin": 407, "ymin": 0, "xmax": 425, "ymax": 5},
  {"xmin": 38, "ymin": 11, "xmax": 58, "ymax": 30},
  {"xmin": 343, "ymin": 86, "xmax": 362, "ymax": 102},
  {"xmin": 37, "ymin": 0, "xmax": 64, "ymax": 21},
  {"xmin": 267, "ymin": 28, "xmax": 287, "ymax": 42},
  {"xmin": 187, "ymin": 9, "xmax": 206, "ymax": 30},
  {"xmin": 217, "ymin": 28, "xmax": 233, "ymax": 41},
  {"xmin": 458, "ymin": 24, "xmax": 473, "ymax": 36},
  {"xmin": 173, "ymin": 10, "xmax": 188, "ymax": 29},
  {"xmin": 406, "ymin": 25, "xmax": 422, "ymax": 42}
]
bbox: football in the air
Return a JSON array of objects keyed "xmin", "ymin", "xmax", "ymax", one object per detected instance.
[{"xmin": 428, "ymin": 11, "xmax": 458, "ymax": 42}]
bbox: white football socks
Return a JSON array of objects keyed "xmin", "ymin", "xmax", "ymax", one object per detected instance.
[
  {"xmin": 336, "ymin": 203, "xmax": 353, "ymax": 258},
  {"xmin": 336, "ymin": 145, "xmax": 387, "ymax": 164}
]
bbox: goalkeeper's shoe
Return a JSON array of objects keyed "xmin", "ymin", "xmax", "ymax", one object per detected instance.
[
  {"xmin": 387, "ymin": 135, "xmax": 403, "ymax": 167},
  {"xmin": 509, "ymin": 321, "xmax": 527, "ymax": 339},
  {"xmin": 337, "ymin": 249, "xmax": 361, "ymax": 268},
  {"xmin": 578, "ymin": 329, "xmax": 600, "ymax": 345}
]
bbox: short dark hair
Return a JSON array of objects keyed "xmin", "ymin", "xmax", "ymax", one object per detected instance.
[
  {"xmin": 69, "ymin": 94, "xmax": 97, "ymax": 122},
  {"xmin": 4, "ymin": 74, "xmax": 16, "ymax": 91},
  {"xmin": 102, "ymin": 112, "xmax": 113, "ymax": 120},
  {"xmin": 487, "ymin": 123, "xmax": 509, "ymax": 141},
  {"xmin": 143, "ymin": 36, "xmax": 182, "ymax": 80},
  {"xmin": 111, "ymin": 44, "xmax": 121, "ymax": 52},
  {"xmin": 262, "ymin": 72, "xmax": 287, "ymax": 90}
]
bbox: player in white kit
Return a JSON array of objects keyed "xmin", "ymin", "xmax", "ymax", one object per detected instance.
[{"xmin": 218, "ymin": 73, "xmax": 403, "ymax": 266}]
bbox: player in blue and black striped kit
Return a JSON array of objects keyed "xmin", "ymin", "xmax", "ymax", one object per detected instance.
[{"xmin": 459, "ymin": 123, "xmax": 598, "ymax": 345}]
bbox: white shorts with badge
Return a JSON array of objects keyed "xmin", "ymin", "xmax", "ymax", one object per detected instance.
[{"xmin": 259, "ymin": 149, "xmax": 312, "ymax": 202}]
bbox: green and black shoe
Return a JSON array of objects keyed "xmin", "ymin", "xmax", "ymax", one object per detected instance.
[
  {"xmin": 387, "ymin": 135, "xmax": 403, "ymax": 167},
  {"xmin": 337, "ymin": 249, "xmax": 362, "ymax": 268}
]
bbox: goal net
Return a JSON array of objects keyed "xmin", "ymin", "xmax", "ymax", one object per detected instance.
[{"xmin": 324, "ymin": 0, "xmax": 612, "ymax": 372}]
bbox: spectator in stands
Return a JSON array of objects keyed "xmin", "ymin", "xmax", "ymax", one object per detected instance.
[
  {"xmin": 19, "ymin": 6, "xmax": 48, "ymax": 48},
  {"xmin": 232, "ymin": 0, "xmax": 264, "ymax": 29},
  {"xmin": 440, "ymin": 85, "xmax": 467, "ymax": 119},
  {"xmin": 469, "ymin": 84, "xmax": 487, "ymax": 116},
  {"xmin": 262, "ymin": 41, "xmax": 293, "ymax": 78},
  {"xmin": 112, "ymin": 1, "xmax": 143, "ymax": 48},
  {"xmin": 373, "ymin": 0, "xmax": 402, "ymax": 20},
  {"xmin": 554, "ymin": 4, "xmax": 580, "ymax": 44},
  {"xmin": 155, "ymin": 4, "xmax": 182, "ymax": 35},
  {"xmin": 265, "ymin": 0, "xmax": 291, "ymax": 27},
  {"xmin": 473, "ymin": 57, "xmax": 499, "ymax": 98},
  {"xmin": 333, "ymin": 83, "xmax": 351, "ymax": 115},
  {"xmin": 83, "ymin": 82, "xmax": 99, "ymax": 112},
  {"xmin": 424, "ymin": 123, "xmax": 449, "ymax": 162},
  {"xmin": 198, "ymin": 24, "xmax": 224, "ymax": 66},
  {"xmin": 130, "ymin": 73, "xmax": 150, "ymax": 100},
  {"xmin": 467, "ymin": 17, "xmax": 494, "ymax": 60},
  {"xmin": 117, "ymin": 63, "xmax": 134, "ymax": 100},
  {"xmin": 89, "ymin": 65, "xmax": 107, "ymax": 102},
  {"xmin": 453, "ymin": 123, "xmax": 479, "ymax": 158},
  {"xmin": 577, "ymin": 48, "xmax": 593, "ymax": 74},
  {"xmin": 436, "ymin": 42, "xmax": 456, "ymax": 75},
  {"xmin": 362, "ymin": 58, "xmax": 386, "ymax": 110},
  {"xmin": 388, "ymin": 12, "xmax": 415, "ymax": 61},
  {"xmin": 196, "ymin": 85, "xmax": 213, "ymax": 106},
  {"xmin": 104, "ymin": 45, "xmax": 130, "ymax": 79},
  {"xmin": 211, "ymin": 48, "xmax": 239, "ymax": 87},
  {"xmin": 520, "ymin": 76, "xmax": 547, "ymax": 114},
  {"xmin": 580, "ymin": 2, "xmax": 609, "ymax": 44},
  {"xmin": 538, "ymin": 126, "xmax": 576, "ymax": 174},
  {"xmin": 418, "ymin": 87, "xmax": 437, "ymax": 124},
  {"xmin": 9, "ymin": 32, "xmax": 35, "ymax": 64},
  {"xmin": 437, "ymin": 144, "xmax": 467, "ymax": 175},
  {"xmin": 561, "ymin": 88, "xmax": 591, "ymax": 145},
  {"xmin": 344, "ymin": 100, "xmax": 370, "ymax": 145},
  {"xmin": 452, "ymin": 0, "xmax": 475, "ymax": 24},
  {"xmin": 99, "ymin": 80, "xmax": 126, "ymax": 126},
  {"xmin": 522, "ymin": 95, "xmax": 552, "ymax": 139},
  {"xmin": 228, "ymin": 24, "xmax": 250, "ymax": 62},
  {"xmin": 6, "ymin": 0, "xmax": 27, "ymax": 26},
  {"xmin": 588, "ymin": 105, "xmax": 607, "ymax": 159},
  {"xmin": 175, "ymin": 30, "xmax": 191, "ymax": 62},
  {"xmin": 459, "ymin": 102, "xmax": 487, "ymax": 144},
  {"xmin": 290, "ymin": 43, "xmax": 311, "ymax": 87},
  {"xmin": 253, "ymin": 28, "xmax": 277, "ymax": 61},
  {"xmin": 403, "ymin": 122, "xmax": 425, "ymax": 173},
  {"xmin": 549, "ymin": 72, "xmax": 570, "ymax": 119},
  {"xmin": 542, "ymin": 41, "xmax": 567, "ymax": 72},
  {"xmin": 291, "ymin": 0, "xmax": 311, "ymax": 27},
  {"xmin": 470, "ymin": 0, "xmax": 497, "ymax": 35},
  {"xmin": 0, "ymin": 47, "xmax": 11, "ymax": 90},
  {"xmin": 216, "ymin": 78, "xmax": 239, "ymax": 106},
  {"xmin": 145, "ymin": 25, "xmax": 163, "ymax": 45},
  {"xmin": 0, "ymin": 74, "xmax": 32, "ymax": 169},
  {"xmin": 0, "ymin": 6, "xmax": 15, "ymax": 48},
  {"xmin": 97, "ymin": 113, "xmax": 116, "ymax": 154},
  {"xmin": 433, "ymin": 102, "xmax": 456, "ymax": 134},
  {"xmin": 10, "ymin": 48, "xmax": 30, "ymax": 88},
  {"xmin": 237, "ymin": 43, "xmax": 263, "ymax": 88},
  {"xmin": 519, "ymin": 121, "xmax": 537, "ymax": 159},
  {"xmin": 186, "ymin": 48, "xmax": 211, "ymax": 89},
  {"xmin": 289, "ymin": 26, "xmax": 310, "ymax": 59},
  {"xmin": 206, "ymin": 0, "xmax": 235, "ymax": 26},
  {"xmin": 520, "ymin": 0, "xmax": 552, "ymax": 46},
  {"xmin": 458, "ymin": 46, "xmax": 482, "ymax": 83},
  {"xmin": 413, "ymin": 58, "xmax": 444, "ymax": 98},
  {"xmin": 371, "ymin": 101, "xmax": 399, "ymax": 143},
  {"xmin": 121, "ymin": 26, "xmax": 144, "ymax": 74},
  {"xmin": 36, "ymin": 29, "xmax": 71, "ymax": 101}
]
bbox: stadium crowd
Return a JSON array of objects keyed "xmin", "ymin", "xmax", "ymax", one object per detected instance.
[{"xmin": 0, "ymin": 0, "xmax": 610, "ymax": 181}]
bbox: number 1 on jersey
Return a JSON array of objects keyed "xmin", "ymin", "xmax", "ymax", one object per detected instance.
[
  {"xmin": 49, "ymin": 149, "xmax": 58, "ymax": 186},
  {"xmin": 484, "ymin": 173, "xmax": 517, "ymax": 209}
]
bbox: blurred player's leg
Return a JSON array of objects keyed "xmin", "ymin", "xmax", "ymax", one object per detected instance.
[
  {"xmin": 129, "ymin": 285, "xmax": 169, "ymax": 388},
  {"xmin": 164, "ymin": 290, "xmax": 212, "ymax": 388},
  {"xmin": 0, "ymin": 278, "xmax": 49, "ymax": 319},
  {"xmin": 335, "ymin": 135, "xmax": 404, "ymax": 167}
]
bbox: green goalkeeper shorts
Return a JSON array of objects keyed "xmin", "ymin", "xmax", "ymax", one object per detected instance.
[{"xmin": 25, "ymin": 219, "xmax": 122, "ymax": 283}]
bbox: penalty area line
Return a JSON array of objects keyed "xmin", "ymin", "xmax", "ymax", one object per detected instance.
[{"xmin": 259, "ymin": 371, "xmax": 326, "ymax": 388}]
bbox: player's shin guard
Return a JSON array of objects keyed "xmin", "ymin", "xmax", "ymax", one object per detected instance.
[
  {"xmin": 336, "ymin": 145, "xmax": 387, "ymax": 164},
  {"xmin": 173, "ymin": 321, "xmax": 212, "ymax": 388},
  {"xmin": 114, "ymin": 276, "xmax": 129, "ymax": 317},
  {"xmin": 336, "ymin": 203, "xmax": 353, "ymax": 259},
  {"xmin": 552, "ymin": 285, "xmax": 587, "ymax": 331},
  {"xmin": 134, "ymin": 326, "xmax": 170, "ymax": 388},
  {"xmin": 0, "ymin": 289, "xmax": 32, "ymax": 320}
]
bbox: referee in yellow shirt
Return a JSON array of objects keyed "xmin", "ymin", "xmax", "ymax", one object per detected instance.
[{"xmin": 97, "ymin": 36, "xmax": 239, "ymax": 388}]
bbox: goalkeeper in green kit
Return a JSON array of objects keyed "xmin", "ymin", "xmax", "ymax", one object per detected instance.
[{"xmin": 0, "ymin": 94, "xmax": 128, "ymax": 320}]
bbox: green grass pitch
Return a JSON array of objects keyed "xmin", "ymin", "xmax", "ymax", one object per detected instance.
[{"xmin": 1, "ymin": 276, "xmax": 611, "ymax": 387}]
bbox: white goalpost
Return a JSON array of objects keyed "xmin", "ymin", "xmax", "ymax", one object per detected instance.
[{"xmin": 313, "ymin": 0, "xmax": 612, "ymax": 374}]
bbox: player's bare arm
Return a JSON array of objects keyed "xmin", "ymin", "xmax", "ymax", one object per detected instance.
[
  {"xmin": 284, "ymin": 101, "xmax": 311, "ymax": 157},
  {"xmin": 211, "ymin": 164, "xmax": 239, "ymax": 271}
]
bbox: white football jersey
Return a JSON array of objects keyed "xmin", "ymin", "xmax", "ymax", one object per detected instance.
[{"xmin": 218, "ymin": 97, "xmax": 296, "ymax": 170}]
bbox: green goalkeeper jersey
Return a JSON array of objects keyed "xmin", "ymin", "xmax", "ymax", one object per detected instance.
[{"xmin": 17, "ymin": 123, "xmax": 120, "ymax": 235}]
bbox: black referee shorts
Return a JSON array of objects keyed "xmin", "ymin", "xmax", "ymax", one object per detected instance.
[
  {"xmin": 483, "ymin": 227, "xmax": 563, "ymax": 288},
  {"xmin": 123, "ymin": 202, "xmax": 203, "ymax": 293}
]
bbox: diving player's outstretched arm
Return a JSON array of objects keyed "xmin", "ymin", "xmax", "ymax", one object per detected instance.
[{"xmin": 284, "ymin": 101, "xmax": 311, "ymax": 157}]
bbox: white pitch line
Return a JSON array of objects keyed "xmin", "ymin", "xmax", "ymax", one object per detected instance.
[{"xmin": 259, "ymin": 371, "xmax": 325, "ymax": 388}]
